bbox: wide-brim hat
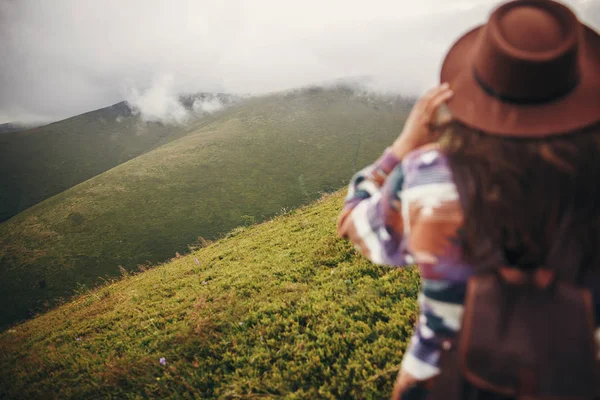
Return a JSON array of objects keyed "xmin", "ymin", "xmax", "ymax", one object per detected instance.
[{"xmin": 441, "ymin": 0, "xmax": 600, "ymax": 137}]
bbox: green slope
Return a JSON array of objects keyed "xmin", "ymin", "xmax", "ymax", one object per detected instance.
[
  {"xmin": 0, "ymin": 86, "xmax": 412, "ymax": 327},
  {"xmin": 0, "ymin": 191, "xmax": 420, "ymax": 399},
  {"xmin": 0, "ymin": 97, "xmax": 232, "ymax": 223}
]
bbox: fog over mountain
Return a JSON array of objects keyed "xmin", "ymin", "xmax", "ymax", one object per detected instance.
[{"xmin": 0, "ymin": 0, "xmax": 597, "ymax": 124}]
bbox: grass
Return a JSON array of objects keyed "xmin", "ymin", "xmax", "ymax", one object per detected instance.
[
  {"xmin": 0, "ymin": 191, "xmax": 420, "ymax": 399},
  {"xmin": 0, "ymin": 86, "xmax": 413, "ymax": 328}
]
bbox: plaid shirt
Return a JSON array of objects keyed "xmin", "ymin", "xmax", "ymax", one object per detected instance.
[{"xmin": 337, "ymin": 145, "xmax": 472, "ymax": 379}]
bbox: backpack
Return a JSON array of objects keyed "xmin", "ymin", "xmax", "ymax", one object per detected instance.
[{"xmin": 426, "ymin": 265, "xmax": 600, "ymax": 400}]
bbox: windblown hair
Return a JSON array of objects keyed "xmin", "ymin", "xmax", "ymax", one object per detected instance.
[{"xmin": 441, "ymin": 121, "xmax": 600, "ymax": 274}]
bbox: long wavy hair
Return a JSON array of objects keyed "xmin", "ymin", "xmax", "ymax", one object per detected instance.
[{"xmin": 440, "ymin": 121, "xmax": 600, "ymax": 274}]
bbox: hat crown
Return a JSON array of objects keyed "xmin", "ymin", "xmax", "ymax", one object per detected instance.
[
  {"xmin": 473, "ymin": 0, "xmax": 580, "ymax": 104},
  {"xmin": 501, "ymin": 6, "xmax": 563, "ymax": 52}
]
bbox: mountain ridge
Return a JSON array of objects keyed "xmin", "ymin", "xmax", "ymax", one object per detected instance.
[
  {"xmin": 0, "ymin": 122, "xmax": 39, "ymax": 134},
  {"xmin": 0, "ymin": 93, "xmax": 241, "ymax": 223}
]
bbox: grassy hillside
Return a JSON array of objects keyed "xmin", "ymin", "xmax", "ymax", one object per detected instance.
[
  {"xmin": 0, "ymin": 86, "xmax": 412, "ymax": 328},
  {"xmin": 0, "ymin": 191, "xmax": 420, "ymax": 399},
  {"xmin": 0, "ymin": 96, "xmax": 234, "ymax": 223}
]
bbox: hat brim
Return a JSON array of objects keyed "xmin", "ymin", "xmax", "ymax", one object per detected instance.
[{"xmin": 440, "ymin": 24, "xmax": 600, "ymax": 137}]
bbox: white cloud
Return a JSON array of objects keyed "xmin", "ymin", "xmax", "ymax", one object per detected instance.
[
  {"xmin": 123, "ymin": 75, "xmax": 233, "ymax": 124},
  {"xmin": 124, "ymin": 74, "xmax": 190, "ymax": 124},
  {"xmin": 192, "ymin": 97, "xmax": 224, "ymax": 115}
]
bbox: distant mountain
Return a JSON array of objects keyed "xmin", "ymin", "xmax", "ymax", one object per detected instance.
[
  {"xmin": 0, "ymin": 123, "xmax": 39, "ymax": 134},
  {"xmin": 0, "ymin": 85, "xmax": 413, "ymax": 328},
  {"xmin": 0, "ymin": 95, "xmax": 240, "ymax": 223}
]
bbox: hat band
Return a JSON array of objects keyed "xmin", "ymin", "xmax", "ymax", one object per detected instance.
[{"xmin": 473, "ymin": 68, "xmax": 579, "ymax": 105}]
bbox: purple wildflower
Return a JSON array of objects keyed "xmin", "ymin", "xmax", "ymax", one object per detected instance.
[
  {"xmin": 76, "ymin": 337, "xmax": 82, "ymax": 341},
  {"xmin": 202, "ymin": 281, "xmax": 208, "ymax": 285},
  {"xmin": 159, "ymin": 357, "xmax": 167, "ymax": 366}
]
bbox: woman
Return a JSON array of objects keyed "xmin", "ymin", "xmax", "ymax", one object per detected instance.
[{"xmin": 337, "ymin": 0, "xmax": 600, "ymax": 399}]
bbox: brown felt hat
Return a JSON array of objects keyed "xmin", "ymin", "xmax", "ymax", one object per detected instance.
[{"xmin": 440, "ymin": 0, "xmax": 600, "ymax": 137}]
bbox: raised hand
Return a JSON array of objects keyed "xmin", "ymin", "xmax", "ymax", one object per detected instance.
[{"xmin": 391, "ymin": 83, "xmax": 454, "ymax": 159}]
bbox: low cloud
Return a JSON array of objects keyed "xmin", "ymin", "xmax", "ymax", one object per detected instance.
[
  {"xmin": 124, "ymin": 75, "xmax": 190, "ymax": 125},
  {"xmin": 124, "ymin": 75, "xmax": 235, "ymax": 124},
  {"xmin": 192, "ymin": 97, "xmax": 224, "ymax": 115}
]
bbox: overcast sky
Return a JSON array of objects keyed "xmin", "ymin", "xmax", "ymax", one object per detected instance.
[{"xmin": 0, "ymin": 0, "xmax": 598, "ymax": 124}]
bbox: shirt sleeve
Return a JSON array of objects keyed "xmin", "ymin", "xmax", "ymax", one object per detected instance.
[
  {"xmin": 338, "ymin": 145, "xmax": 470, "ymax": 380},
  {"xmin": 337, "ymin": 147, "xmax": 411, "ymax": 266}
]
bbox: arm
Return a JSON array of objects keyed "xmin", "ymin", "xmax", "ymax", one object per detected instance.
[
  {"xmin": 341, "ymin": 146, "xmax": 466, "ymax": 399},
  {"xmin": 336, "ymin": 84, "xmax": 459, "ymax": 400},
  {"xmin": 336, "ymin": 148, "xmax": 408, "ymax": 266},
  {"xmin": 337, "ymin": 83, "xmax": 454, "ymax": 266}
]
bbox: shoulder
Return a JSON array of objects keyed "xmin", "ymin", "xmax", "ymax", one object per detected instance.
[{"xmin": 401, "ymin": 144, "xmax": 455, "ymax": 191}]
